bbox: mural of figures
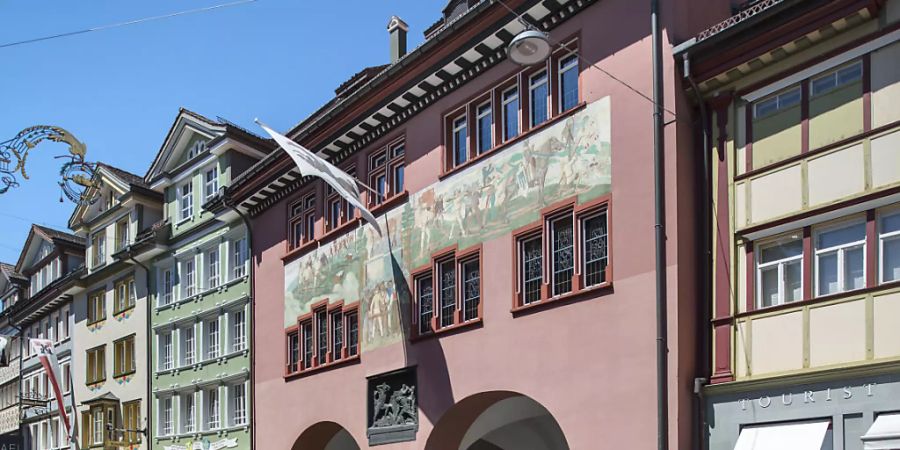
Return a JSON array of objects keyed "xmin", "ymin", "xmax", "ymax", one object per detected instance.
[{"xmin": 284, "ymin": 97, "xmax": 612, "ymax": 352}]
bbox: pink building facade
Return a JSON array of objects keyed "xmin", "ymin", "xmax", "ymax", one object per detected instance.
[{"xmin": 221, "ymin": 1, "xmax": 733, "ymax": 448}]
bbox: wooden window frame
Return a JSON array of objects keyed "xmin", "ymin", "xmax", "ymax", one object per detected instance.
[
  {"xmin": 87, "ymin": 290, "xmax": 106, "ymax": 325},
  {"xmin": 113, "ymin": 275, "xmax": 136, "ymax": 315},
  {"xmin": 411, "ymin": 245, "xmax": 483, "ymax": 339},
  {"xmin": 512, "ymin": 196, "xmax": 613, "ymax": 313},
  {"xmin": 288, "ymin": 190, "xmax": 317, "ymax": 251},
  {"xmin": 115, "ymin": 217, "xmax": 129, "ymax": 253},
  {"xmin": 113, "ymin": 334, "xmax": 136, "ymax": 378},
  {"xmin": 122, "ymin": 400, "xmax": 141, "ymax": 444},
  {"xmin": 284, "ymin": 300, "xmax": 359, "ymax": 378},
  {"xmin": 367, "ymin": 137, "xmax": 407, "ymax": 210},
  {"xmin": 85, "ymin": 344, "xmax": 106, "ymax": 385}
]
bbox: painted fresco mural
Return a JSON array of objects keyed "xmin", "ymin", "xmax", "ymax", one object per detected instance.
[{"xmin": 284, "ymin": 97, "xmax": 612, "ymax": 351}]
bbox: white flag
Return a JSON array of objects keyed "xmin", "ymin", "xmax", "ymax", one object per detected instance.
[{"xmin": 256, "ymin": 119, "xmax": 382, "ymax": 237}]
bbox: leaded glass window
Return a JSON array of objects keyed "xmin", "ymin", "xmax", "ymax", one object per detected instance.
[
  {"xmin": 582, "ymin": 211, "xmax": 608, "ymax": 287},
  {"xmin": 551, "ymin": 216, "xmax": 575, "ymax": 296},
  {"xmin": 347, "ymin": 312, "xmax": 359, "ymax": 356},
  {"xmin": 302, "ymin": 322, "xmax": 313, "ymax": 369},
  {"xmin": 316, "ymin": 309, "xmax": 327, "ymax": 363},
  {"xmin": 521, "ymin": 236, "xmax": 543, "ymax": 304},
  {"xmin": 462, "ymin": 259, "xmax": 480, "ymax": 321},
  {"xmin": 438, "ymin": 260, "xmax": 456, "ymax": 328},
  {"xmin": 331, "ymin": 311, "xmax": 344, "ymax": 360},
  {"xmin": 417, "ymin": 275, "xmax": 433, "ymax": 335}
]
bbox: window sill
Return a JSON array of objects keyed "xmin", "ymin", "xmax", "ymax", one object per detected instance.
[
  {"xmin": 87, "ymin": 318, "xmax": 107, "ymax": 327},
  {"xmin": 155, "ymin": 277, "xmax": 247, "ymax": 312},
  {"xmin": 439, "ymin": 102, "xmax": 587, "ymax": 181},
  {"xmin": 512, "ymin": 281, "xmax": 612, "ymax": 316},
  {"xmin": 320, "ymin": 218, "xmax": 362, "ymax": 244},
  {"xmin": 85, "ymin": 378, "xmax": 106, "ymax": 386},
  {"xmin": 412, "ymin": 317, "xmax": 482, "ymax": 342},
  {"xmin": 369, "ymin": 191, "xmax": 409, "ymax": 217},
  {"xmin": 284, "ymin": 354, "xmax": 360, "ymax": 380},
  {"xmin": 113, "ymin": 370, "xmax": 136, "ymax": 379},
  {"xmin": 113, "ymin": 305, "xmax": 135, "ymax": 317},
  {"xmin": 160, "ymin": 349, "xmax": 248, "ymax": 376},
  {"xmin": 282, "ymin": 240, "xmax": 319, "ymax": 263},
  {"xmin": 737, "ymin": 279, "xmax": 900, "ymax": 319}
]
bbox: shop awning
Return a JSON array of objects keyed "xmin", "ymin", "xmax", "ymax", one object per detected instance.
[
  {"xmin": 862, "ymin": 413, "xmax": 900, "ymax": 450},
  {"xmin": 734, "ymin": 420, "xmax": 830, "ymax": 450}
]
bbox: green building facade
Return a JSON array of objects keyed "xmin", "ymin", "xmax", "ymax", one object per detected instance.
[{"xmin": 144, "ymin": 110, "xmax": 272, "ymax": 450}]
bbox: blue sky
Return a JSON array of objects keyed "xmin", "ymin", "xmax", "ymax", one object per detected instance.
[{"xmin": 0, "ymin": 0, "xmax": 440, "ymax": 264}]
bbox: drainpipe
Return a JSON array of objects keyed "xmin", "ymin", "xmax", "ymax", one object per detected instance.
[
  {"xmin": 684, "ymin": 52, "xmax": 712, "ymax": 450},
  {"xmin": 10, "ymin": 320, "xmax": 23, "ymax": 447},
  {"xmin": 223, "ymin": 196, "xmax": 255, "ymax": 450},
  {"xmin": 651, "ymin": 1, "xmax": 669, "ymax": 450},
  {"xmin": 127, "ymin": 249, "xmax": 153, "ymax": 443}
]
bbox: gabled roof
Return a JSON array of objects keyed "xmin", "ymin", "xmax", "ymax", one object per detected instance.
[
  {"xmin": 144, "ymin": 108, "xmax": 275, "ymax": 185},
  {"xmin": 15, "ymin": 225, "xmax": 84, "ymax": 273},
  {"xmin": 0, "ymin": 263, "xmax": 25, "ymax": 283},
  {"xmin": 68, "ymin": 163, "xmax": 163, "ymax": 229}
]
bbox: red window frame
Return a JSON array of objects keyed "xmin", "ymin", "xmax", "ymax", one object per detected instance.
[
  {"xmin": 411, "ymin": 245, "xmax": 482, "ymax": 339},
  {"xmin": 288, "ymin": 191, "xmax": 317, "ymax": 250},
  {"xmin": 442, "ymin": 37, "xmax": 581, "ymax": 177},
  {"xmin": 284, "ymin": 300, "xmax": 359, "ymax": 377},
  {"xmin": 324, "ymin": 165, "xmax": 358, "ymax": 233},
  {"xmin": 368, "ymin": 138, "xmax": 406, "ymax": 208},
  {"xmin": 512, "ymin": 195, "xmax": 612, "ymax": 312}
]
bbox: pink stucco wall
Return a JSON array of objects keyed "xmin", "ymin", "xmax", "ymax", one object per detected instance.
[{"xmin": 250, "ymin": 1, "xmax": 731, "ymax": 448}]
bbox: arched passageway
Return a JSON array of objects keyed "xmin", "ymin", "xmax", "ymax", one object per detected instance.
[
  {"xmin": 425, "ymin": 391, "xmax": 570, "ymax": 450},
  {"xmin": 291, "ymin": 421, "xmax": 360, "ymax": 450}
]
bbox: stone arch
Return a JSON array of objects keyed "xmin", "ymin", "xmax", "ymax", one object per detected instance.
[
  {"xmin": 291, "ymin": 421, "xmax": 360, "ymax": 450},
  {"xmin": 425, "ymin": 391, "xmax": 570, "ymax": 450}
]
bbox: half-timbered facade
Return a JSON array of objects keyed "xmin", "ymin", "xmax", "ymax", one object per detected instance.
[{"xmin": 675, "ymin": 0, "xmax": 900, "ymax": 448}]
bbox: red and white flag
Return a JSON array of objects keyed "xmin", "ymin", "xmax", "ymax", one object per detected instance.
[{"xmin": 30, "ymin": 339, "xmax": 77, "ymax": 446}]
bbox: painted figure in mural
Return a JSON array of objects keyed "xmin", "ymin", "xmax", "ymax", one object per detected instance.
[{"xmin": 367, "ymin": 281, "xmax": 387, "ymax": 341}]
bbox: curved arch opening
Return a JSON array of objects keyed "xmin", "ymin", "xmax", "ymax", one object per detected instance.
[
  {"xmin": 425, "ymin": 391, "xmax": 570, "ymax": 450},
  {"xmin": 291, "ymin": 421, "xmax": 360, "ymax": 450}
]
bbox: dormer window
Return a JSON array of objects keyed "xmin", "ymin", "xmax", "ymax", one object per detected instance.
[{"xmin": 188, "ymin": 140, "xmax": 207, "ymax": 160}]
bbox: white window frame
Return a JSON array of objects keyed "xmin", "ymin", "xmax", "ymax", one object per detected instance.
[
  {"xmin": 756, "ymin": 237, "xmax": 804, "ymax": 308},
  {"xmin": 810, "ymin": 60, "xmax": 863, "ymax": 97},
  {"xmin": 879, "ymin": 208, "xmax": 900, "ymax": 284},
  {"xmin": 206, "ymin": 319, "xmax": 220, "ymax": 360},
  {"xmin": 557, "ymin": 52, "xmax": 579, "ymax": 112},
  {"xmin": 181, "ymin": 325, "xmax": 195, "ymax": 366},
  {"xmin": 159, "ymin": 396, "xmax": 174, "ymax": 436},
  {"xmin": 179, "ymin": 181, "xmax": 194, "ymax": 222},
  {"xmin": 159, "ymin": 331, "xmax": 173, "ymax": 372},
  {"xmin": 181, "ymin": 257, "xmax": 196, "ymax": 298},
  {"xmin": 205, "ymin": 387, "xmax": 220, "ymax": 431},
  {"xmin": 230, "ymin": 382, "xmax": 247, "ymax": 427},
  {"xmin": 181, "ymin": 392, "xmax": 196, "ymax": 434},
  {"xmin": 753, "ymin": 86, "xmax": 802, "ymax": 118},
  {"xmin": 232, "ymin": 237, "xmax": 248, "ymax": 280},
  {"xmin": 813, "ymin": 219, "xmax": 866, "ymax": 297},
  {"xmin": 188, "ymin": 140, "xmax": 206, "ymax": 160},
  {"xmin": 161, "ymin": 268, "xmax": 174, "ymax": 306},
  {"xmin": 231, "ymin": 308, "xmax": 246, "ymax": 353},
  {"xmin": 206, "ymin": 247, "xmax": 220, "ymax": 290},
  {"xmin": 204, "ymin": 167, "xmax": 218, "ymax": 202}
]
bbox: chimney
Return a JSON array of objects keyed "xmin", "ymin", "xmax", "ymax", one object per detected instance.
[{"xmin": 387, "ymin": 16, "xmax": 409, "ymax": 64}]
